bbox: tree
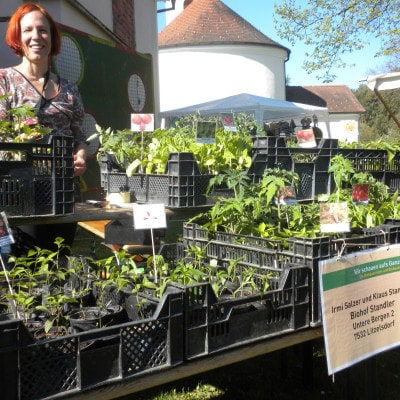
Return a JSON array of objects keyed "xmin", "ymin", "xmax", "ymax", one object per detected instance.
[{"xmin": 274, "ymin": 0, "xmax": 400, "ymax": 82}]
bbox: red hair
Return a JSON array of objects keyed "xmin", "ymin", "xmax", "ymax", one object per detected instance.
[{"xmin": 6, "ymin": 3, "xmax": 61, "ymax": 57}]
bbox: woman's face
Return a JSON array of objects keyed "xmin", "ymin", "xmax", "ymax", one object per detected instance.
[{"xmin": 19, "ymin": 10, "xmax": 51, "ymax": 63}]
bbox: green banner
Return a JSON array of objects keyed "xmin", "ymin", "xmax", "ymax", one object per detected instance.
[{"xmin": 322, "ymin": 256, "xmax": 400, "ymax": 291}]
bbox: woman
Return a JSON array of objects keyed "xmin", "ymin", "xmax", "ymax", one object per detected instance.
[{"xmin": 0, "ymin": 3, "xmax": 87, "ymax": 250}]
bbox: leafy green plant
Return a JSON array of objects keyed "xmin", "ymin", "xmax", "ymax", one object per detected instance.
[
  {"xmin": 0, "ymin": 97, "xmax": 51, "ymax": 142},
  {"xmin": 90, "ymin": 119, "xmax": 253, "ymax": 176},
  {"xmin": 36, "ymin": 292, "xmax": 76, "ymax": 334}
]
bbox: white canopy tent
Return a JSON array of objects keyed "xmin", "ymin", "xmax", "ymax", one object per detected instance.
[
  {"xmin": 366, "ymin": 72, "xmax": 400, "ymax": 91},
  {"xmin": 365, "ymin": 72, "xmax": 400, "ymax": 129},
  {"xmin": 159, "ymin": 93, "xmax": 329, "ymax": 125}
]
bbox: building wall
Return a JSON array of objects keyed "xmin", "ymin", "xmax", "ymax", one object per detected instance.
[
  {"xmin": 80, "ymin": 0, "xmax": 113, "ymax": 31},
  {"xmin": 0, "ymin": 0, "xmax": 160, "ymax": 124},
  {"xmin": 0, "ymin": 0, "xmax": 24, "ymax": 68},
  {"xmin": 159, "ymin": 44, "xmax": 288, "ymax": 111},
  {"xmin": 112, "ymin": 0, "xmax": 135, "ymax": 47},
  {"xmin": 165, "ymin": 0, "xmax": 185, "ymax": 25},
  {"xmin": 134, "ymin": 0, "xmax": 160, "ymax": 124}
]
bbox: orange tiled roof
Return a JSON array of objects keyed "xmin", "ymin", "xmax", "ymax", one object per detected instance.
[
  {"xmin": 286, "ymin": 85, "xmax": 365, "ymax": 113},
  {"xmin": 158, "ymin": 0, "xmax": 289, "ymax": 53}
]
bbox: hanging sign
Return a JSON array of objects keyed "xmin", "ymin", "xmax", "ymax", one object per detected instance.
[
  {"xmin": 320, "ymin": 244, "xmax": 400, "ymax": 375},
  {"xmin": 132, "ymin": 203, "xmax": 167, "ymax": 230},
  {"xmin": 0, "ymin": 212, "xmax": 14, "ymax": 247}
]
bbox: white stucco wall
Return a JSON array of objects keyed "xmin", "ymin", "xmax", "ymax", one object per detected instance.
[
  {"xmin": 0, "ymin": 0, "xmax": 23, "ymax": 68},
  {"xmin": 165, "ymin": 0, "xmax": 185, "ymax": 25},
  {"xmin": 159, "ymin": 44, "xmax": 288, "ymax": 112},
  {"xmin": 78, "ymin": 0, "xmax": 113, "ymax": 31}
]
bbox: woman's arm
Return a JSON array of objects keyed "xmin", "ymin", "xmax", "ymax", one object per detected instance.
[
  {"xmin": 74, "ymin": 142, "xmax": 88, "ymax": 176},
  {"xmin": 0, "ymin": 77, "xmax": 10, "ymax": 120},
  {"xmin": 70, "ymin": 85, "xmax": 87, "ymax": 176}
]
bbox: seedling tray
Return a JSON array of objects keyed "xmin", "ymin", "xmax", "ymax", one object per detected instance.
[
  {"xmin": 168, "ymin": 264, "xmax": 310, "ymax": 360},
  {"xmin": 0, "ymin": 135, "xmax": 74, "ymax": 216},
  {"xmin": 0, "ymin": 287, "xmax": 183, "ymax": 400},
  {"xmin": 250, "ymin": 137, "xmax": 400, "ymax": 199},
  {"xmin": 183, "ymin": 222, "xmax": 400, "ymax": 326},
  {"xmin": 158, "ymin": 242, "xmax": 310, "ymax": 360},
  {"xmin": 100, "ymin": 153, "xmax": 213, "ymax": 207}
]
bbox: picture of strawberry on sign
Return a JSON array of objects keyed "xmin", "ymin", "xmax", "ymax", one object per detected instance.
[
  {"xmin": 296, "ymin": 128, "xmax": 317, "ymax": 148},
  {"xmin": 131, "ymin": 114, "xmax": 154, "ymax": 132}
]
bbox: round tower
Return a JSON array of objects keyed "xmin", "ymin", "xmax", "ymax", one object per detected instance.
[{"xmin": 158, "ymin": 0, "xmax": 290, "ymax": 111}]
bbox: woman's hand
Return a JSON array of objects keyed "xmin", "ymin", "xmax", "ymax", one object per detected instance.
[
  {"xmin": 74, "ymin": 154, "xmax": 86, "ymax": 176},
  {"xmin": 73, "ymin": 145, "xmax": 87, "ymax": 176}
]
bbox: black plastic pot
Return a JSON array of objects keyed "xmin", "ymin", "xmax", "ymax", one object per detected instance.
[
  {"xmin": 124, "ymin": 291, "xmax": 158, "ymax": 321},
  {"xmin": 69, "ymin": 305, "xmax": 126, "ymax": 333}
]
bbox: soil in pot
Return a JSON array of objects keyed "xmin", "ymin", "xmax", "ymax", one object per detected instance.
[
  {"xmin": 69, "ymin": 305, "xmax": 126, "ymax": 333},
  {"xmin": 124, "ymin": 293, "xmax": 158, "ymax": 321}
]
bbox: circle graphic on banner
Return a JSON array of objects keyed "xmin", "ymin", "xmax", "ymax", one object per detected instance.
[
  {"xmin": 128, "ymin": 74, "xmax": 146, "ymax": 112},
  {"xmin": 82, "ymin": 113, "xmax": 99, "ymax": 157},
  {"xmin": 55, "ymin": 35, "xmax": 83, "ymax": 84}
]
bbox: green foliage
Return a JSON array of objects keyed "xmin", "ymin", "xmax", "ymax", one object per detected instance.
[
  {"xmin": 0, "ymin": 96, "xmax": 51, "ymax": 142},
  {"xmin": 353, "ymin": 84, "xmax": 400, "ymax": 142},
  {"xmin": 194, "ymin": 155, "xmax": 400, "ymax": 239},
  {"xmin": 274, "ymin": 0, "xmax": 400, "ymax": 82},
  {"xmin": 91, "ymin": 114, "xmax": 254, "ymax": 176}
]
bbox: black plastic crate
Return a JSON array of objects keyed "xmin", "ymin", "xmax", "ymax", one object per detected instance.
[
  {"xmin": 100, "ymin": 153, "xmax": 213, "ymax": 208},
  {"xmin": 249, "ymin": 137, "xmax": 400, "ymax": 199},
  {"xmin": 0, "ymin": 135, "xmax": 74, "ymax": 216},
  {"xmin": 183, "ymin": 222, "xmax": 400, "ymax": 327},
  {"xmin": 0, "ymin": 288, "xmax": 183, "ymax": 400},
  {"xmin": 169, "ymin": 263, "xmax": 310, "ymax": 360}
]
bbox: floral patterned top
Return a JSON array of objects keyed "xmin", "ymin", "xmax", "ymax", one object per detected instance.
[{"xmin": 0, "ymin": 67, "xmax": 85, "ymax": 147}]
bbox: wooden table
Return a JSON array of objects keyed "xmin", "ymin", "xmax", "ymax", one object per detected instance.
[
  {"xmin": 66, "ymin": 327, "xmax": 323, "ymax": 400},
  {"xmin": 8, "ymin": 203, "xmax": 211, "ymax": 226}
]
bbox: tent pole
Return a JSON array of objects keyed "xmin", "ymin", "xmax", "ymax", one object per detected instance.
[{"xmin": 374, "ymin": 89, "xmax": 400, "ymax": 129}]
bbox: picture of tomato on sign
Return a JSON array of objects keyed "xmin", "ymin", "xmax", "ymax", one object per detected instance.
[
  {"xmin": 220, "ymin": 113, "xmax": 237, "ymax": 132},
  {"xmin": 131, "ymin": 114, "xmax": 154, "ymax": 132},
  {"xmin": 352, "ymin": 184, "xmax": 369, "ymax": 204},
  {"xmin": 296, "ymin": 128, "xmax": 317, "ymax": 148}
]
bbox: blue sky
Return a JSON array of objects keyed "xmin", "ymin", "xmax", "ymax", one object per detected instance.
[{"xmin": 158, "ymin": 0, "xmax": 388, "ymax": 89}]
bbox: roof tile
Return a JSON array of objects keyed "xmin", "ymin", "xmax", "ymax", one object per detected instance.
[
  {"xmin": 286, "ymin": 85, "xmax": 365, "ymax": 113},
  {"xmin": 158, "ymin": 0, "xmax": 288, "ymax": 52}
]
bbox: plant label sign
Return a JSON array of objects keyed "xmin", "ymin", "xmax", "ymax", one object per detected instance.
[
  {"xmin": 352, "ymin": 184, "xmax": 370, "ymax": 204},
  {"xmin": 131, "ymin": 114, "xmax": 154, "ymax": 132},
  {"xmin": 0, "ymin": 212, "xmax": 14, "ymax": 247},
  {"xmin": 132, "ymin": 203, "xmax": 167, "ymax": 230},
  {"xmin": 220, "ymin": 113, "xmax": 237, "ymax": 132},
  {"xmin": 296, "ymin": 128, "xmax": 317, "ymax": 148},
  {"xmin": 320, "ymin": 202, "xmax": 350, "ymax": 233},
  {"xmin": 319, "ymin": 244, "xmax": 400, "ymax": 375},
  {"xmin": 196, "ymin": 121, "xmax": 216, "ymax": 144},
  {"xmin": 277, "ymin": 186, "xmax": 297, "ymax": 205}
]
